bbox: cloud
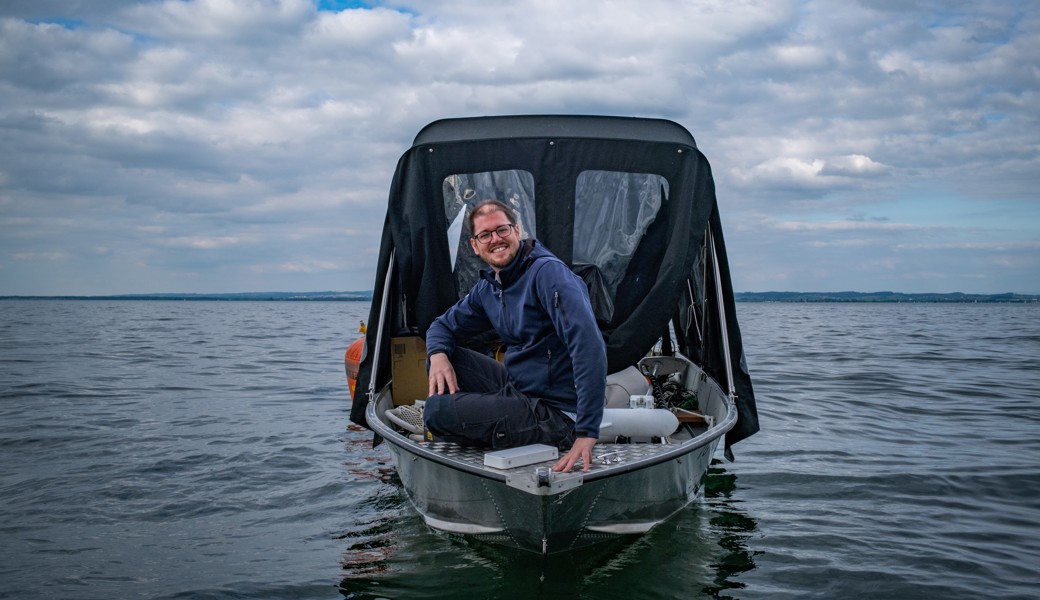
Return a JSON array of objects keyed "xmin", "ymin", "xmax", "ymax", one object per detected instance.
[
  {"xmin": 0, "ymin": 0, "xmax": 1037, "ymax": 294},
  {"xmin": 12, "ymin": 251, "xmax": 71, "ymax": 261},
  {"xmin": 735, "ymin": 153, "xmax": 888, "ymax": 195},
  {"xmin": 260, "ymin": 258, "xmax": 342, "ymax": 274},
  {"xmin": 159, "ymin": 235, "xmax": 249, "ymax": 249}
]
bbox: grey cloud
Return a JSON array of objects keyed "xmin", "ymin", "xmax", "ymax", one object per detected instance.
[{"xmin": 0, "ymin": 0, "xmax": 1037, "ymax": 295}]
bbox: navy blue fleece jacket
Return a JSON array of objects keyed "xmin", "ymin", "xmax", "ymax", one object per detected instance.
[{"xmin": 425, "ymin": 240, "xmax": 607, "ymax": 438}]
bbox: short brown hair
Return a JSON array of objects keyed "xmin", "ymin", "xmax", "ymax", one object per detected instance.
[{"xmin": 467, "ymin": 200, "xmax": 517, "ymax": 235}]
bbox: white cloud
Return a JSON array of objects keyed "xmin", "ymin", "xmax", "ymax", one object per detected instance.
[
  {"xmin": 0, "ymin": 0, "xmax": 1037, "ymax": 295},
  {"xmin": 777, "ymin": 219, "xmax": 914, "ymax": 232},
  {"xmin": 265, "ymin": 258, "xmax": 341, "ymax": 273},
  {"xmin": 823, "ymin": 154, "xmax": 887, "ymax": 176},
  {"xmin": 159, "ymin": 235, "xmax": 249, "ymax": 249},
  {"xmin": 12, "ymin": 251, "xmax": 71, "ymax": 261}
]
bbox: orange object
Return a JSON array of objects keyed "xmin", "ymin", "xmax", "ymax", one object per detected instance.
[{"xmin": 345, "ymin": 336, "xmax": 365, "ymax": 400}]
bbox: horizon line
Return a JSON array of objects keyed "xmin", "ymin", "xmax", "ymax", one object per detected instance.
[{"xmin": 2, "ymin": 290, "xmax": 1039, "ymax": 300}]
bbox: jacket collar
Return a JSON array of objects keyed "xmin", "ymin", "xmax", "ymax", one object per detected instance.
[{"xmin": 480, "ymin": 238, "xmax": 537, "ymax": 290}]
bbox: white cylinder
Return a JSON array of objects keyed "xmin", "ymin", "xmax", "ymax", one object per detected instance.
[{"xmin": 599, "ymin": 408, "xmax": 679, "ymax": 439}]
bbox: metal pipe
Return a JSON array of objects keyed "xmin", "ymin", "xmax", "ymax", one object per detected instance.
[
  {"xmin": 708, "ymin": 230, "xmax": 736, "ymax": 399},
  {"xmin": 367, "ymin": 249, "xmax": 396, "ymax": 400}
]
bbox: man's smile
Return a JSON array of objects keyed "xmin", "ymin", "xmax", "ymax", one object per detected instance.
[{"xmin": 469, "ymin": 210, "xmax": 521, "ymax": 272}]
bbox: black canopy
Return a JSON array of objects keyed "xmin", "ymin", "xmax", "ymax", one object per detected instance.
[{"xmin": 350, "ymin": 115, "xmax": 758, "ymax": 453}]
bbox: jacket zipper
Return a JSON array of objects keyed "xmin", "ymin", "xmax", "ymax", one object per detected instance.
[
  {"xmin": 554, "ymin": 290, "xmax": 571, "ymax": 328},
  {"xmin": 547, "ymin": 348, "xmax": 553, "ymax": 387},
  {"xmin": 499, "ymin": 288, "xmax": 509, "ymax": 336},
  {"xmin": 550, "ymin": 291, "xmax": 561, "ymax": 387}
]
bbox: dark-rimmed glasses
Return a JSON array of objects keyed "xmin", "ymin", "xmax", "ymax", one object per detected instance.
[{"xmin": 473, "ymin": 224, "xmax": 516, "ymax": 244}]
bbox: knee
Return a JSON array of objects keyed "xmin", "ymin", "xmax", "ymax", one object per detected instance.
[{"xmin": 423, "ymin": 395, "xmax": 452, "ymax": 431}]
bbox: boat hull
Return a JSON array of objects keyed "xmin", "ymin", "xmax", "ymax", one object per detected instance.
[
  {"xmin": 349, "ymin": 115, "xmax": 759, "ymax": 555},
  {"xmin": 368, "ymin": 355, "xmax": 735, "ymax": 554},
  {"xmin": 386, "ymin": 435, "xmax": 720, "ymax": 553}
]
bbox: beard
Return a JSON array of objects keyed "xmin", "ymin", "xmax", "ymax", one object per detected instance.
[{"xmin": 479, "ymin": 239, "xmax": 519, "ymax": 270}]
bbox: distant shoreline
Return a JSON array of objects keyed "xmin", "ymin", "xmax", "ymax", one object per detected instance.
[
  {"xmin": 0, "ymin": 292, "xmax": 374, "ymax": 302},
  {"xmin": 734, "ymin": 291, "xmax": 1040, "ymax": 303},
  {"xmin": 2, "ymin": 291, "xmax": 1038, "ymax": 303}
]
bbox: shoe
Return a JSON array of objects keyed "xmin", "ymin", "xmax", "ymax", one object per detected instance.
[{"xmin": 386, "ymin": 404, "xmax": 425, "ymax": 435}]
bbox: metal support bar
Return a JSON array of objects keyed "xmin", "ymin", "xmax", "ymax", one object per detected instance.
[
  {"xmin": 367, "ymin": 249, "xmax": 395, "ymax": 400},
  {"xmin": 708, "ymin": 230, "xmax": 736, "ymax": 399}
]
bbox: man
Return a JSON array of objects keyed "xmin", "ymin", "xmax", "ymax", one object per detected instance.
[{"xmin": 424, "ymin": 200, "xmax": 606, "ymax": 473}]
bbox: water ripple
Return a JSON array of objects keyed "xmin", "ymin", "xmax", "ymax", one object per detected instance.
[{"xmin": 2, "ymin": 300, "xmax": 1039, "ymax": 599}]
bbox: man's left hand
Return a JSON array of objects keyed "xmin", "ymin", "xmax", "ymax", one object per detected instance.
[{"xmin": 552, "ymin": 437, "xmax": 597, "ymax": 473}]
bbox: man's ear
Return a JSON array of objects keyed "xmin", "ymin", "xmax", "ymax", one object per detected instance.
[{"xmin": 470, "ymin": 237, "xmax": 479, "ymax": 254}]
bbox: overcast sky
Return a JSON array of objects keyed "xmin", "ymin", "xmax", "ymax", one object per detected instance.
[{"xmin": 1, "ymin": 0, "xmax": 1037, "ymax": 295}]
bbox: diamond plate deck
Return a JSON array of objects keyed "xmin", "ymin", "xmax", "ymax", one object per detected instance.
[{"xmin": 412, "ymin": 437, "xmax": 697, "ymax": 476}]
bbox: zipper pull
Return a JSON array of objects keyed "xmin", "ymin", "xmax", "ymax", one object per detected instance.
[{"xmin": 554, "ymin": 291, "xmax": 559, "ymax": 308}]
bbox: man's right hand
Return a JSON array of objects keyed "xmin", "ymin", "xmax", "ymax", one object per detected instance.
[{"xmin": 427, "ymin": 352, "xmax": 459, "ymax": 396}]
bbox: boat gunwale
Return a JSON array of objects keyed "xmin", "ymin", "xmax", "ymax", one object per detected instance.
[{"xmin": 365, "ymin": 383, "xmax": 737, "ymax": 485}]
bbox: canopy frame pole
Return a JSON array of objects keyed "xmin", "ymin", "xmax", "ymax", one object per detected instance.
[
  {"xmin": 368, "ymin": 249, "xmax": 396, "ymax": 401},
  {"xmin": 708, "ymin": 230, "xmax": 737, "ymax": 400}
]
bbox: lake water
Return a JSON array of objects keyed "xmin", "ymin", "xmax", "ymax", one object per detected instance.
[{"xmin": 1, "ymin": 300, "xmax": 1038, "ymax": 599}]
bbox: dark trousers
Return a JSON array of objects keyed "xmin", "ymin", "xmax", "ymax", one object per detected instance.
[{"xmin": 423, "ymin": 348, "xmax": 576, "ymax": 450}]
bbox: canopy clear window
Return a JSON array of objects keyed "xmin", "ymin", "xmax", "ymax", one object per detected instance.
[
  {"xmin": 574, "ymin": 171, "xmax": 667, "ymax": 320},
  {"xmin": 440, "ymin": 169, "xmax": 666, "ymax": 314},
  {"xmin": 442, "ymin": 170, "xmax": 536, "ymax": 297}
]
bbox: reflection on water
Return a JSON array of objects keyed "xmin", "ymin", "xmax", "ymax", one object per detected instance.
[
  {"xmin": 338, "ymin": 514, "xmax": 397, "ymax": 578},
  {"xmin": 702, "ymin": 460, "xmax": 761, "ymax": 598},
  {"xmin": 338, "ymin": 456, "xmax": 760, "ymax": 600}
]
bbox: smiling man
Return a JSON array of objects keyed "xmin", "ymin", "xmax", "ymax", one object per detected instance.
[{"xmin": 423, "ymin": 200, "xmax": 606, "ymax": 473}]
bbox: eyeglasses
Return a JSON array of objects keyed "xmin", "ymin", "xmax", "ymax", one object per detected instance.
[{"xmin": 473, "ymin": 224, "xmax": 516, "ymax": 244}]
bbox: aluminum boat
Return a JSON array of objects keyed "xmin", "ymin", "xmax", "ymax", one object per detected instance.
[{"xmin": 348, "ymin": 115, "xmax": 759, "ymax": 554}]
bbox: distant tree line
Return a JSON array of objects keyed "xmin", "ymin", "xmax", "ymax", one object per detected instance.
[
  {"xmin": 1, "ymin": 291, "xmax": 374, "ymax": 301},
  {"xmin": 733, "ymin": 291, "xmax": 1040, "ymax": 303},
  {"xmin": 6, "ymin": 290, "xmax": 1038, "ymax": 303}
]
